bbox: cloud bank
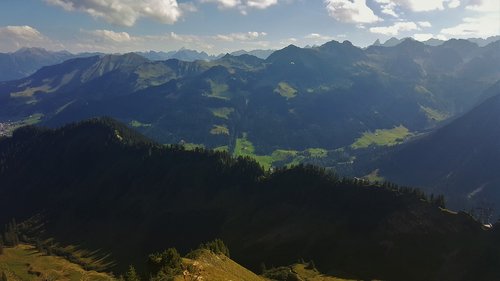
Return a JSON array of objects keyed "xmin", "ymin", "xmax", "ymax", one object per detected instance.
[
  {"xmin": 200, "ymin": 0, "xmax": 278, "ymax": 14},
  {"xmin": 0, "ymin": 26, "xmax": 61, "ymax": 52},
  {"xmin": 45, "ymin": 0, "xmax": 182, "ymax": 26},
  {"xmin": 324, "ymin": 0, "xmax": 381, "ymax": 23}
]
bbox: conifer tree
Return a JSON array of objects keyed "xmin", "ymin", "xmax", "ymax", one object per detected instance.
[
  {"xmin": 125, "ymin": 265, "xmax": 141, "ymax": 281},
  {"xmin": 260, "ymin": 262, "xmax": 267, "ymax": 274},
  {"xmin": 4, "ymin": 220, "xmax": 19, "ymax": 247},
  {"xmin": 35, "ymin": 239, "xmax": 44, "ymax": 254},
  {"xmin": 199, "ymin": 239, "xmax": 230, "ymax": 257}
]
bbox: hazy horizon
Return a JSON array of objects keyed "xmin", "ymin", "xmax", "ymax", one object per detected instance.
[{"xmin": 0, "ymin": 0, "xmax": 498, "ymax": 55}]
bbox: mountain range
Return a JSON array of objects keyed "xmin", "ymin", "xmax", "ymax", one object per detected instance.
[
  {"xmin": 0, "ymin": 47, "xmax": 83, "ymax": 82},
  {"xmin": 1, "ymin": 39, "xmax": 498, "ymax": 151},
  {"xmin": 137, "ymin": 48, "xmax": 274, "ymax": 61},
  {"xmin": 0, "ymin": 37, "xmax": 499, "ymax": 215},
  {"xmin": 0, "ymin": 47, "xmax": 274, "ymax": 83},
  {"xmin": 372, "ymin": 35, "xmax": 500, "ymax": 47}
]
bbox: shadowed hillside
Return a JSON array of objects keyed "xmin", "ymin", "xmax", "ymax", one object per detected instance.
[
  {"xmin": 363, "ymin": 87, "xmax": 500, "ymax": 213},
  {"xmin": 1, "ymin": 118, "xmax": 499, "ymax": 281}
]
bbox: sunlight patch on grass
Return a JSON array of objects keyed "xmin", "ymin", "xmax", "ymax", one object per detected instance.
[
  {"xmin": 233, "ymin": 133, "xmax": 255, "ymax": 156},
  {"xmin": 210, "ymin": 125, "xmax": 229, "ymax": 135},
  {"xmin": 306, "ymin": 148, "xmax": 328, "ymax": 158},
  {"xmin": 214, "ymin": 145, "xmax": 229, "ymax": 152},
  {"xmin": 274, "ymin": 82, "xmax": 297, "ymax": 99},
  {"xmin": 183, "ymin": 143, "xmax": 205, "ymax": 150},
  {"xmin": 271, "ymin": 149, "xmax": 299, "ymax": 162},
  {"xmin": 10, "ymin": 85, "xmax": 52, "ymax": 98},
  {"xmin": 420, "ymin": 106, "xmax": 449, "ymax": 122},
  {"xmin": 129, "ymin": 120, "xmax": 152, "ymax": 128},
  {"xmin": 0, "ymin": 245, "xmax": 114, "ymax": 281},
  {"xmin": 233, "ymin": 133, "xmax": 272, "ymax": 170},
  {"xmin": 351, "ymin": 125, "xmax": 412, "ymax": 149},
  {"xmin": 205, "ymin": 80, "xmax": 231, "ymax": 100},
  {"xmin": 210, "ymin": 107, "xmax": 234, "ymax": 119},
  {"xmin": 181, "ymin": 250, "xmax": 265, "ymax": 281},
  {"xmin": 414, "ymin": 85, "xmax": 432, "ymax": 96},
  {"xmin": 363, "ymin": 169, "xmax": 385, "ymax": 183},
  {"xmin": 291, "ymin": 263, "xmax": 360, "ymax": 281}
]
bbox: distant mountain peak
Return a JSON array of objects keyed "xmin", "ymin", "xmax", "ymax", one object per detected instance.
[
  {"xmin": 384, "ymin": 37, "xmax": 403, "ymax": 47},
  {"xmin": 342, "ymin": 40, "xmax": 354, "ymax": 46},
  {"xmin": 100, "ymin": 52, "xmax": 149, "ymax": 65},
  {"xmin": 442, "ymin": 38, "xmax": 478, "ymax": 48}
]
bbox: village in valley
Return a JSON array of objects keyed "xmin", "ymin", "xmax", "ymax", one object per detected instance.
[
  {"xmin": 0, "ymin": 114, "xmax": 43, "ymax": 137},
  {"xmin": 0, "ymin": 121, "xmax": 15, "ymax": 137}
]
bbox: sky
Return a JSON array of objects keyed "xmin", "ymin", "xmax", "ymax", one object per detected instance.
[{"xmin": 0, "ymin": 0, "xmax": 498, "ymax": 54}]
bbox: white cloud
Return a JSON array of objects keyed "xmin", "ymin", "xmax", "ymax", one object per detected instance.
[
  {"xmin": 45, "ymin": 0, "xmax": 182, "ymax": 26},
  {"xmin": 369, "ymin": 21, "xmax": 419, "ymax": 35},
  {"xmin": 374, "ymin": 0, "xmax": 399, "ymax": 17},
  {"xmin": 325, "ymin": 0, "xmax": 381, "ymax": 23},
  {"xmin": 246, "ymin": 0, "xmax": 278, "ymax": 9},
  {"xmin": 465, "ymin": 0, "xmax": 499, "ymax": 11},
  {"xmin": 179, "ymin": 2, "xmax": 198, "ymax": 12},
  {"xmin": 0, "ymin": 25, "xmax": 277, "ymax": 54},
  {"xmin": 440, "ymin": 14, "xmax": 500, "ymax": 37},
  {"xmin": 413, "ymin": 33, "xmax": 433, "ymax": 41},
  {"xmin": 88, "ymin": 30, "xmax": 134, "ymax": 42},
  {"xmin": 279, "ymin": 37, "xmax": 298, "ymax": 46},
  {"xmin": 305, "ymin": 33, "xmax": 335, "ymax": 41},
  {"xmin": 200, "ymin": 0, "xmax": 278, "ymax": 13},
  {"xmin": 402, "ymin": 0, "xmax": 446, "ymax": 11},
  {"xmin": 0, "ymin": 25, "xmax": 62, "ymax": 52},
  {"xmin": 201, "ymin": 0, "xmax": 240, "ymax": 8},
  {"xmin": 418, "ymin": 21, "xmax": 432, "ymax": 27},
  {"xmin": 374, "ymin": 0, "xmax": 448, "ymax": 17},
  {"xmin": 435, "ymin": 34, "xmax": 448, "ymax": 40},
  {"xmin": 440, "ymin": 0, "xmax": 499, "ymax": 38},
  {"xmin": 214, "ymin": 31, "xmax": 267, "ymax": 41},
  {"xmin": 447, "ymin": 0, "xmax": 460, "ymax": 8},
  {"xmin": 0, "ymin": 26, "xmax": 44, "ymax": 41}
]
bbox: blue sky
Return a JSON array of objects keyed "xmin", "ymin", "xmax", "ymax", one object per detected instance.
[{"xmin": 0, "ymin": 0, "xmax": 498, "ymax": 54}]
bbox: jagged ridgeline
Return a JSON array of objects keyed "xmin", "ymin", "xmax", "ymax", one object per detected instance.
[{"xmin": 0, "ymin": 118, "xmax": 499, "ymax": 281}]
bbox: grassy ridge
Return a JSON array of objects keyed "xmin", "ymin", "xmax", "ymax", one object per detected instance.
[
  {"xmin": 0, "ymin": 245, "xmax": 114, "ymax": 281},
  {"xmin": 264, "ymin": 263, "xmax": 362, "ymax": 281},
  {"xmin": 178, "ymin": 250, "xmax": 265, "ymax": 281}
]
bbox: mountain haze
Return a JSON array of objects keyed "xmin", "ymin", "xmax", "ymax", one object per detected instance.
[{"xmin": 0, "ymin": 48, "xmax": 83, "ymax": 82}]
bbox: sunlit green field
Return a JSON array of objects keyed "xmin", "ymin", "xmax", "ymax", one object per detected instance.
[{"xmin": 0, "ymin": 245, "xmax": 114, "ymax": 281}]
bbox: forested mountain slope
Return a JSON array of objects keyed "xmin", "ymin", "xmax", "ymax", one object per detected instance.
[{"xmin": 0, "ymin": 118, "xmax": 498, "ymax": 281}]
